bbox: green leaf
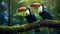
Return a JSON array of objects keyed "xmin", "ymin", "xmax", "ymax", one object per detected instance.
[{"xmin": 13, "ymin": 12, "xmax": 24, "ymax": 16}]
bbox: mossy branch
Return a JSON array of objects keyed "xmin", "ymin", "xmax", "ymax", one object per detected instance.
[{"xmin": 0, "ymin": 20, "xmax": 60, "ymax": 33}]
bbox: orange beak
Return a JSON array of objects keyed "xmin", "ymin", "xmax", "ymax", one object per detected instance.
[
  {"xmin": 16, "ymin": 7, "xmax": 26, "ymax": 12},
  {"xmin": 30, "ymin": 3, "xmax": 40, "ymax": 7}
]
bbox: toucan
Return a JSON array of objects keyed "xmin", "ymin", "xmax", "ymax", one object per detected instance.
[
  {"xmin": 16, "ymin": 7, "xmax": 37, "ymax": 23},
  {"xmin": 16, "ymin": 7, "xmax": 40, "ymax": 33},
  {"xmin": 30, "ymin": 3, "xmax": 53, "ymax": 20},
  {"xmin": 30, "ymin": 3, "xmax": 53, "ymax": 34}
]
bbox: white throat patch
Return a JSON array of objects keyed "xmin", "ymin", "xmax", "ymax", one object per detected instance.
[
  {"xmin": 25, "ymin": 10, "xmax": 30, "ymax": 15},
  {"xmin": 38, "ymin": 6, "xmax": 43, "ymax": 13}
]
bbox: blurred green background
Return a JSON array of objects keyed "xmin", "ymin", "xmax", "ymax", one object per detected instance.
[
  {"xmin": 0, "ymin": 0, "xmax": 60, "ymax": 34},
  {"xmin": 10, "ymin": 0, "xmax": 60, "ymax": 25}
]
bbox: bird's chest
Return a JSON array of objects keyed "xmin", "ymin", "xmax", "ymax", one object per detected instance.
[{"xmin": 39, "ymin": 10, "xmax": 50, "ymax": 19}]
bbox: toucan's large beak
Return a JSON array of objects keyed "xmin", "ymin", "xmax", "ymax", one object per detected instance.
[
  {"xmin": 16, "ymin": 7, "xmax": 27, "ymax": 12},
  {"xmin": 30, "ymin": 3, "xmax": 40, "ymax": 7}
]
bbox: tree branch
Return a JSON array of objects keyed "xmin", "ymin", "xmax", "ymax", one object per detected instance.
[{"xmin": 0, "ymin": 20, "xmax": 60, "ymax": 33}]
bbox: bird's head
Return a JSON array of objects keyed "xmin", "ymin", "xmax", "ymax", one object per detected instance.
[
  {"xmin": 30, "ymin": 3, "xmax": 44, "ymax": 14},
  {"xmin": 16, "ymin": 7, "xmax": 27, "ymax": 12},
  {"xmin": 16, "ymin": 7, "xmax": 31, "ymax": 16},
  {"xmin": 30, "ymin": 3, "xmax": 43, "ymax": 7}
]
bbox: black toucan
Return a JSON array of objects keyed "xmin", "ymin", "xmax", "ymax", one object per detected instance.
[
  {"xmin": 16, "ymin": 7, "xmax": 37, "ymax": 23},
  {"xmin": 30, "ymin": 3, "xmax": 53, "ymax": 34},
  {"xmin": 16, "ymin": 7, "xmax": 40, "ymax": 33},
  {"xmin": 30, "ymin": 3, "xmax": 53, "ymax": 20}
]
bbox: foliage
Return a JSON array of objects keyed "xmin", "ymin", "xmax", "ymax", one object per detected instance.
[
  {"xmin": 9, "ymin": 0, "xmax": 58, "ymax": 26},
  {"xmin": 0, "ymin": 0, "xmax": 60, "ymax": 34}
]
